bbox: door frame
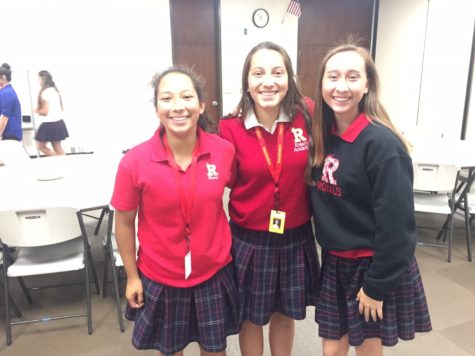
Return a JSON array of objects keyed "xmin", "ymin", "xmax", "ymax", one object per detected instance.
[{"xmin": 170, "ymin": 0, "xmax": 223, "ymax": 119}]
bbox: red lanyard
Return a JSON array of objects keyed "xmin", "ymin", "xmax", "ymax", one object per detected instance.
[
  {"xmin": 254, "ymin": 123, "xmax": 284, "ymax": 209},
  {"xmin": 163, "ymin": 134, "xmax": 199, "ymax": 252}
]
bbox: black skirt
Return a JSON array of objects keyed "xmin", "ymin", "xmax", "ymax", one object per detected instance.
[{"xmin": 35, "ymin": 120, "xmax": 69, "ymax": 142}]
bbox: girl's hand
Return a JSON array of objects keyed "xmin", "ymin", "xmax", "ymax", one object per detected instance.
[
  {"xmin": 125, "ymin": 276, "xmax": 144, "ymax": 308},
  {"xmin": 356, "ymin": 287, "xmax": 383, "ymax": 322}
]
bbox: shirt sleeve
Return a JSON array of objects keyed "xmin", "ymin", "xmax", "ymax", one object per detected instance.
[
  {"xmin": 41, "ymin": 88, "xmax": 52, "ymax": 102},
  {"xmin": 218, "ymin": 119, "xmax": 233, "ymax": 142},
  {"xmin": 41, "ymin": 88, "xmax": 60, "ymax": 108},
  {"xmin": 0, "ymin": 90, "xmax": 13, "ymax": 117},
  {"xmin": 110, "ymin": 157, "xmax": 141, "ymax": 212},
  {"xmin": 218, "ymin": 119, "xmax": 237, "ymax": 188},
  {"xmin": 362, "ymin": 151, "xmax": 416, "ymax": 301}
]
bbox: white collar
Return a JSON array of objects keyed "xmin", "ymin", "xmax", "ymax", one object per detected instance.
[{"xmin": 244, "ymin": 108, "xmax": 291, "ymax": 134}]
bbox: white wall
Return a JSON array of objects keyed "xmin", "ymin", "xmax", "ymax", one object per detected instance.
[
  {"xmin": 1, "ymin": 0, "xmax": 172, "ymax": 153},
  {"xmin": 2, "ymin": 0, "xmax": 298, "ymax": 152},
  {"xmin": 417, "ymin": 0, "xmax": 474, "ymax": 140},
  {"xmin": 3, "ymin": 0, "xmax": 473, "ymax": 149},
  {"xmin": 376, "ymin": 0, "xmax": 475, "ymax": 141},
  {"xmin": 220, "ymin": 0, "xmax": 299, "ymax": 114},
  {"xmin": 375, "ymin": 0, "xmax": 428, "ymax": 134}
]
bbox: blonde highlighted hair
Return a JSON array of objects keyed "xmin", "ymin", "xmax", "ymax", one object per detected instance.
[{"xmin": 310, "ymin": 42, "xmax": 410, "ymax": 170}]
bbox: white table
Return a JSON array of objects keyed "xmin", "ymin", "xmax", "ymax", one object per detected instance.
[
  {"xmin": 0, "ymin": 152, "xmax": 122, "ymax": 266},
  {"xmin": 0, "ymin": 153, "xmax": 123, "ymax": 307},
  {"xmin": 411, "ymin": 138, "xmax": 475, "ymax": 261},
  {"xmin": 411, "ymin": 138, "xmax": 475, "ymax": 170},
  {"xmin": 0, "ymin": 153, "xmax": 121, "ymax": 212}
]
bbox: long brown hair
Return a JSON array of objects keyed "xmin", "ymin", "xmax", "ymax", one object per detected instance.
[
  {"xmin": 234, "ymin": 42, "xmax": 312, "ymax": 126},
  {"xmin": 37, "ymin": 70, "xmax": 63, "ymax": 110},
  {"xmin": 310, "ymin": 43, "xmax": 410, "ymax": 171}
]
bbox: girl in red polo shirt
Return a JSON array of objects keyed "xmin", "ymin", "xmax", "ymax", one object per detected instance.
[
  {"xmin": 309, "ymin": 42, "xmax": 431, "ymax": 355},
  {"xmin": 219, "ymin": 41, "xmax": 320, "ymax": 356},
  {"xmin": 111, "ymin": 66, "xmax": 239, "ymax": 356}
]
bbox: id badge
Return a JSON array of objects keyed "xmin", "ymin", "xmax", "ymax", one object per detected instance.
[
  {"xmin": 184, "ymin": 251, "xmax": 192, "ymax": 279},
  {"xmin": 268, "ymin": 210, "xmax": 286, "ymax": 234}
]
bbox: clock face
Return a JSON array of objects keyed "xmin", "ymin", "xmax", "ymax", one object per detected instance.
[{"xmin": 252, "ymin": 8, "xmax": 269, "ymax": 28}]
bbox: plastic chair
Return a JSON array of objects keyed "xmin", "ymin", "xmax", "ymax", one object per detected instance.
[
  {"xmin": 0, "ymin": 207, "xmax": 100, "ymax": 345},
  {"xmin": 454, "ymin": 168, "xmax": 475, "ymax": 261},
  {"xmin": 461, "ymin": 191, "xmax": 474, "ymax": 261},
  {"xmin": 101, "ymin": 208, "xmax": 129, "ymax": 332},
  {"xmin": 0, "ymin": 250, "xmax": 25, "ymax": 319},
  {"xmin": 413, "ymin": 163, "xmax": 460, "ymax": 262},
  {"xmin": 80, "ymin": 206, "xmax": 108, "ymax": 235}
]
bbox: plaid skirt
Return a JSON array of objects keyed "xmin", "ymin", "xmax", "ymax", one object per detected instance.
[
  {"xmin": 35, "ymin": 120, "xmax": 69, "ymax": 141},
  {"xmin": 230, "ymin": 220, "xmax": 320, "ymax": 325},
  {"xmin": 125, "ymin": 263, "xmax": 239, "ymax": 355},
  {"xmin": 316, "ymin": 252, "xmax": 432, "ymax": 346}
]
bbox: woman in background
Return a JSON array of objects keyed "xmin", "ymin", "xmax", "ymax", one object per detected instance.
[
  {"xmin": 35, "ymin": 70, "xmax": 69, "ymax": 155},
  {"xmin": 309, "ymin": 41, "xmax": 431, "ymax": 356},
  {"xmin": 219, "ymin": 41, "xmax": 320, "ymax": 356}
]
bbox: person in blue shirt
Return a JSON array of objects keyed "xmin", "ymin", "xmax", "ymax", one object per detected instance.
[{"xmin": 0, "ymin": 63, "xmax": 22, "ymax": 141}]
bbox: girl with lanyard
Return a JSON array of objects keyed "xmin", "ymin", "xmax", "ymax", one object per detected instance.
[
  {"xmin": 219, "ymin": 41, "xmax": 320, "ymax": 356},
  {"xmin": 309, "ymin": 42, "xmax": 432, "ymax": 355},
  {"xmin": 111, "ymin": 66, "xmax": 239, "ymax": 356}
]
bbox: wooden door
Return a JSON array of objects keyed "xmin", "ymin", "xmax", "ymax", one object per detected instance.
[
  {"xmin": 297, "ymin": 0, "xmax": 376, "ymax": 98},
  {"xmin": 170, "ymin": 0, "xmax": 222, "ymax": 122}
]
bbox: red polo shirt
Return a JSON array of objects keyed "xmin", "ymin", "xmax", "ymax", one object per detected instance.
[{"xmin": 111, "ymin": 128, "xmax": 235, "ymax": 287}]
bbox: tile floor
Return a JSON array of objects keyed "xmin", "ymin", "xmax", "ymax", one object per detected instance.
[{"xmin": 0, "ymin": 212, "xmax": 474, "ymax": 355}]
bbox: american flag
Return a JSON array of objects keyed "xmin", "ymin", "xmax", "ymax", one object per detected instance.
[{"xmin": 286, "ymin": 0, "xmax": 302, "ymax": 18}]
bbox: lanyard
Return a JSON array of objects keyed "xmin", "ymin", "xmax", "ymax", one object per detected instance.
[
  {"xmin": 163, "ymin": 134, "xmax": 199, "ymax": 252},
  {"xmin": 254, "ymin": 122, "xmax": 284, "ymax": 210}
]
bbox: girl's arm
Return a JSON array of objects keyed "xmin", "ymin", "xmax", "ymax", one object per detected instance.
[
  {"xmin": 363, "ymin": 153, "xmax": 416, "ymax": 301},
  {"xmin": 115, "ymin": 209, "xmax": 144, "ymax": 308},
  {"xmin": 35, "ymin": 99, "xmax": 49, "ymax": 115}
]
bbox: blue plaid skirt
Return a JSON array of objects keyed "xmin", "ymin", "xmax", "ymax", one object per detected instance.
[
  {"xmin": 316, "ymin": 252, "xmax": 432, "ymax": 346},
  {"xmin": 230, "ymin": 220, "xmax": 320, "ymax": 325},
  {"xmin": 125, "ymin": 263, "xmax": 239, "ymax": 355}
]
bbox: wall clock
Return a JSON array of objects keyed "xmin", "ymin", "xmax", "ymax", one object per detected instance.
[{"xmin": 252, "ymin": 8, "xmax": 269, "ymax": 28}]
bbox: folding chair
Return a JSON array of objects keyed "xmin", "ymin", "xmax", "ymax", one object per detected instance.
[
  {"xmin": 102, "ymin": 208, "xmax": 139, "ymax": 332},
  {"xmin": 0, "ymin": 207, "xmax": 100, "ymax": 345},
  {"xmin": 413, "ymin": 163, "xmax": 460, "ymax": 262},
  {"xmin": 80, "ymin": 206, "xmax": 108, "ymax": 235},
  {"xmin": 0, "ymin": 250, "xmax": 25, "ymax": 318},
  {"xmin": 455, "ymin": 168, "xmax": 475, "ymax": 261},
  {"xmin": 462, "ymin": 192, "xmax": 474, "ymax": 261}
]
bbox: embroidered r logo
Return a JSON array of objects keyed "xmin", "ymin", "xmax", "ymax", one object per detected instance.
[
  {"xmin": 206, "ymin": 163, "xmax": 219, "ymax": 180},
  {"xmin": 291, "ymin": 127, "xmax": 306, "ymax": 143},
  {"xmin": 321, "ymin": 155, "xmax": 339, "ymax": 185}
]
